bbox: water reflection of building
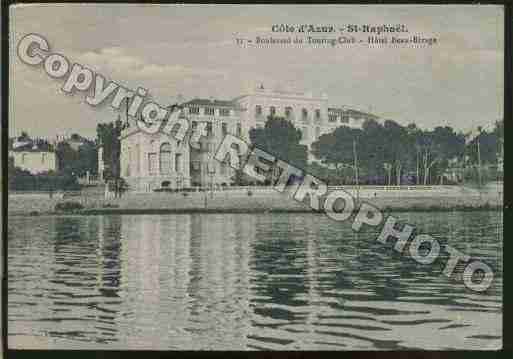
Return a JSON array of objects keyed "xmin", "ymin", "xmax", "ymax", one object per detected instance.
[
  {"xmin": 186, "ymin": 214, "xmax": 255, "ymax": 349},
  {"xmin": 118, "ymin": 214, "xmax": 255, "ymax": 349},
  {"xmin": 118, "ymin": 84, "xmax": 379, "ymax": 191}
]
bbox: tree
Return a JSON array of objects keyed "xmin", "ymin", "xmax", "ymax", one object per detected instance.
[
  {"xmin": 249, "ymin": 116, "xmax": 308, "ymax": 183},
  {"xmin": 311, "ymin": 125, "xmax": 363, "ymax": 183},
  {"xmin": 312, "ymin": 118, "xmax": 467, "ymax": 185},
  {"xmin": 18, "ymin": 131, "xmax": 30, "ymax": 142},
  {"xmin": 55, "ymin": 138, "xmax": 98, "ymax": 177},
  {"xmin": 381, "ymin": 120, "xmax": 413, "ymax": 185},
  {"xmin": 416, "ymin": 126, "xmax": 465, "ymax": 185},
  {"xmin": 463, "ymin": 120, "xmax": 503, "ymax": 185},
  {"xmin": 77, "ymin": 140, "xmax": 98, "ymax": 176},
  {"xmin": 466, "ymin": 120, "xmax": 503, "ymax": 165},
  {"xmin": 56, "ymin": 142, "xmax": 79, "ymax": 175},
  {"xmin": 97, "ymin": 117, "xmax": 123, "ymax": 196},
  {"xmin": 96, "ymin": 117, "xmax": 123, "ymax": 180}
]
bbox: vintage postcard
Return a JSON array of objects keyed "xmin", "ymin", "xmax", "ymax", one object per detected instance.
[{"xmin": 6, "ymin": 3, "xmax": 503, "ymax": 351}]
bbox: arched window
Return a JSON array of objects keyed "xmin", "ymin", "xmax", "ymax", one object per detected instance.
[
  {"xmin": 255, "ymin": 105, "xmax": 262, "ymax": 117},
  {"xmin": 302, "ymin": 108, "xmax": 309, "ymax": 124},
  {"xmin": 175, "ymin": 153, "xmax": 182, "ymax": 173},
  {"xmin": 160, "ymin": 143, "xmax": 172, "ymax": 174}
]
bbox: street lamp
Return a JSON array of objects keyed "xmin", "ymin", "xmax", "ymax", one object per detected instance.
[
  {"xmin": 353, "ymin": 140, "xmax": 359, "ymax": 201},
  {"xmin": 339, "ymin": 162, "xmax": 361, "ymax": 201}
]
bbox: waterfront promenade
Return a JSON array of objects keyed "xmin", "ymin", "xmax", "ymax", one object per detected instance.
[{"xmin": 8, "ymin": 184, "xmax": 503, "ymax": 216}]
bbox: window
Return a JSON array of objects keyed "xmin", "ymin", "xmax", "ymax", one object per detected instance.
[
  {"xmin": 206, "ymin": 122, "xmax": 213, "ymax": 137},
  {"xmin": 175, "ymin": 153, "xmax": 182, "ymax": 173},
  {"xmin": 160, "ymin": 143, "xmax": 172, "ymax": 174},
  {"xmin": 285, "ymin": 107, "xmax": 293, "ymax": 118},
  {"xmin": 192, "ymin": 121, "xmax": 198, "ymax": 130},
  {"xmin": 220, "ymin": 108, "xmax": 230, "ymax": 117},
  {"xmin": 236, "ymin": 123, "xmax": 242, "ymax": 137},
  {"xmin": 136, "ymin": 144, "xmax": 141, "ymax": 174},
  {"xmin": 189, "ymin": 106, "xmax": 200, "ymax": 114},
  {"xmin": 341, "ymin": 114, "xmax": 350, "ymax": 123},
  {"xmin": 41, "ymin": 153, "xmax": 46, "ymax": 164},
  {"xmin": 222, "ymin": 122, "xmax": 228, "ymax": 136},
  {"xmin": 148, "ymin": 152, "xmax": 158, "ymax": 174},
  {"xmin": 204, "ymin": 107, "xmax": 215, "ymax": 116},
  {"xmin": 302, "ymin": 108, "xmax": 309, "ymax": 124},
  {"xmin": 315, "ymin": 109, "xmax": 321, "ymax": 119},
  {"xmin": 270, "ymin": 106, "xmax": 276, "ymax": 116},
  {"xmin": 191, "ymin": 160, "xmax": 201, "ymax": 171},
  {"xmin": 255, "ymin": 105, "xmax": 262, "ymax": 116},
  {"xmin": 206, "ymin": 161, "xmax": 216, "ymax": 174},
  {"xmin": 302, "ymin": 127, "xmax": 308, "ymax": 141},
  {"xmin": 328, "ymin": 114, "xmax": 337, "ymax": 122}
]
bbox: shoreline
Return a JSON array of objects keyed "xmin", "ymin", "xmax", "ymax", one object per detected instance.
[
  {"xmin": 8, "ymin": 198, "xmax": 503, "ymax": 218},
  {"xmin": 8, "ymin": 185, "xmax": 503, "ymax": 217},
  {"xmin": 9, "ymin": 206, "xmax": 502, "ymax": 217}
]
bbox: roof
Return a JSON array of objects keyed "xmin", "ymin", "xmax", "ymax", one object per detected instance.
[
  {"xmin": 328, "ymin": 107, "xmax": 379, "ymax": 119},
  {"xmin": 10, "ymin": 146, "xmax": 54, "ymax": 153},
  {"xmin": 328, "ymin": 107, "xmax": 345, "ymax": 114},
  {"xmin": 10, "ymin": 139, "xmax": 54, "ymax": 152},
  {"xmin": 184, "ymin": 98, "xmax": 237, "ymax": 108},
  {"xmin": 344, "ymin": 108, "xmax": 379, "ymax": 119}
]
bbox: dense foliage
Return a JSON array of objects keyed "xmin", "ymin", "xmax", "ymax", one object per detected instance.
[
  {"xmin": 8, "ymin": 166, "xmax": 79, "ymax": 191},
  {"xmin": 96, "ymin": 118, "xmax": 123, "ymax": 180},
  {"xmin": 55, "ymin": 136, "xmax": 98, "ymax": 177},
  {"xmin": 311, "ymin": 119, "xmax": 502, "ymax": 185},
  {"xmin": 249, "ymin": 116, "xmax": 308, "ymax": 169}
]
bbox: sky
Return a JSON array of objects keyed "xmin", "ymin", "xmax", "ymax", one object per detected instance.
[{"xmin": 9, "ymin": 4, "xmax": 504, "ymax": 138}]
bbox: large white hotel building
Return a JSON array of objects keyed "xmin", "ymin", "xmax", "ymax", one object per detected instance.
[{"xmin": 117, "ymin": 85, "xmax": 379, "ymax": 192}]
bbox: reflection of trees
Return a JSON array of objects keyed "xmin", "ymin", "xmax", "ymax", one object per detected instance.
[
  {"xmin": 97, "ymin": 215, "xmax": 122, "ymax": 299},
  {"xmin": 309, "ymin": 217, "xmax": 407, "ymax": 302},
  {"xmin": 50, "ymin": 216, "xmax": 122, "ymax": 344},
  {"xmin": 186, "ymin": 214, "xmax": 254, "ymax": 349},
  {"xmin": 250, "ymin": 214, "xmax": 309, "ymax": 322}
]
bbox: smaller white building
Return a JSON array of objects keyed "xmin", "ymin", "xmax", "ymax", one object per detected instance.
[
  {"xmin": 9, "ymin": 150, "xmax": 57, "ymax": 174},
  {"xmin": 119, "ymin": 126, "xmax": 191, "ymax": 192}
]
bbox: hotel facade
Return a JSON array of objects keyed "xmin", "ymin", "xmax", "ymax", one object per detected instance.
[{"xmin": 119, "ymin": 86, "xmax": 379, "ymax": 192}]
